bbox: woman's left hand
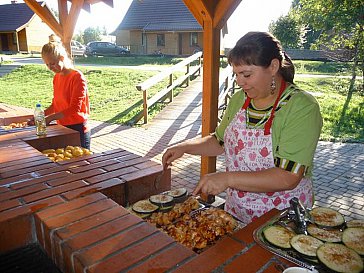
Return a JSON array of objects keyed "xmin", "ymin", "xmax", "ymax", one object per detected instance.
[{"xmin": 193, "ymin": 172, "xmax": 229, "ymax": 196}]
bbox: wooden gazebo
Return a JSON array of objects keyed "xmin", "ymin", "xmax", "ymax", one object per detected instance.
[{"xmin": 23, "ymin": 0, "xmax": 242, "ymax": 177}]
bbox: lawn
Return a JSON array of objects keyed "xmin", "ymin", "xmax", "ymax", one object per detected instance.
[{"xmin": 0, "ymin": 56, "xmax": 362, "ymax": 142}]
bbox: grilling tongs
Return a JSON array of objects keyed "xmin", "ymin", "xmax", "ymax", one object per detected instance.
[{"xmin": 289, "ymin": 197, "xmax": 310, "ymax": 235}]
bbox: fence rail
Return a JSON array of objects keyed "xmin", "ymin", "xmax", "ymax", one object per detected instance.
[
  {"xmin": 135, "ymin": 51, "xmax": 202, "ymax": 124},
  {"xmin": 135, "ymin": 52, "xmax": 237, "ymax": 124}
]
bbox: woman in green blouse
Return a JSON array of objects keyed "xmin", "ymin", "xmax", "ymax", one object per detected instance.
[{"xmin": 162, "ymin": 32, "xmax": 322, "ymax": 225}]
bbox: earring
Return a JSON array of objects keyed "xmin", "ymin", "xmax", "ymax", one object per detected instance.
[{"xmin": 270, "ymin": 76, "xmax": 276, "ymax": 94}]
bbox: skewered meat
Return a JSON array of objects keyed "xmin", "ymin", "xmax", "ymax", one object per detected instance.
[{"xmin": 148, "ymin": 198, "xmax": 237, "ymax": 251}]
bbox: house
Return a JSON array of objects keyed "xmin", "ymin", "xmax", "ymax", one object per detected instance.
[
  {"xmin": 113, "ymin": 0, "xmax": 203, "ymax": 56},
  {"xmin": 0, "ymin": 1, "xmax": 54, "ymax": 54}
]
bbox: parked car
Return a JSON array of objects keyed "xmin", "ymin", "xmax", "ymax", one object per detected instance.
[
  {"xmin": 85, "ymin": 41, "xmax": 130, "ymax": 56},
  {"xmin": 71, "ymin": 40, "xmax": 86, "ymax": 57}
]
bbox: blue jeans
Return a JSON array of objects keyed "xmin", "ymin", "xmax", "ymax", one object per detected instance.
[{"xmin": 65, "ymin": 123, "xmax": 91, "ymax": 150}]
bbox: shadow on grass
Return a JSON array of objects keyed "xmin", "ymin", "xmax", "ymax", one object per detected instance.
[{"xmin": 91, "ymin": 99, "xmax": 144, "ymax": 136}]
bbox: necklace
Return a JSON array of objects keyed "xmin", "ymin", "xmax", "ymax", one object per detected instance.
[
  {"xmin": 245, "ymin": 106, "xmax": 272, "ymax": 129},
  {"xmin": 245, "ymin": 86, "xmax": 293, "ymax": 129}
]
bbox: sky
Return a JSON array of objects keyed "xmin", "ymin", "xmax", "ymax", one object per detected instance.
[{"xmin": 5, "ymin": 0, "xmax": 292, "ymax": 47}]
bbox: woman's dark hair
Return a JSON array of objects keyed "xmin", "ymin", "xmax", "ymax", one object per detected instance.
[{"xmin": 228, "ymin": 32, "xmax": 295, "ymax": 83}]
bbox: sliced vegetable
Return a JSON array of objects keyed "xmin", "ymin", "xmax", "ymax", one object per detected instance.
[
  {"xmin": 342, "ymin": 227, "xmax": 364, "ymax": 255},
  {"xmin": 346, "ymin": 219, "xmax": 364, "ymax": 228},
  {"xmin": 317, "ymin": 243, "xmax": 363, "ymax": 273},
  {"xmin": 165, "ymin": 188, "xmax": 188, "ymax": 198},
  {"xmin": 310, "ymin": 207, "xmax": 345, "ymax": 228},
  {"xmin": 132, "ymin": 199, "xmax": 159, "ymax": 214},
  {"xmin": 263, "ymin": 225, "xmax": 296, "ymax": 249},
  {"xmin": 290, "ymin": 234, "xmax": 324, "ymax": 257},
  {"xmin": 307, "ymin": 224, "xmax": 342, "ymax": 243},
  {"xmin": 149, "ymin": 194, "xmax": 174, "ymax": 208}
]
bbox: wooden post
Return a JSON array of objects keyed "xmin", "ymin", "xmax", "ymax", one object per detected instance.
[
  {"xmin": 200, "ymin": 21, "xmax": 220, "ymax": 177},
  {"xmin": 186, "ymin": 63, "xmax": 190, "ymax": 86},
  {"xmin": 169, "ymin": 74, "xmax": 173, "ymax": 102},
  {"xmin": 143, "ymin": 90, "xmax": 148, "ymax": 124}
]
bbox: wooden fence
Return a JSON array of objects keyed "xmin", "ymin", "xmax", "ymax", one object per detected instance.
[
  {"xmin": 135, "ymin": 52, "xmax": 238, "ymax": 124},
  {"xmin": 135, "ymin": 51, "xmax": 202, "ymax": 124}
]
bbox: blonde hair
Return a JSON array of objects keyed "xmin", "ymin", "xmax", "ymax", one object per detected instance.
[{"xmin": 41, "ymin": 34, "xmax": 73, "ymax": 68}]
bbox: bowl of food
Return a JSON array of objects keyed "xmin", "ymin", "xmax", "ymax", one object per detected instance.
[{"xmin": 283, "ymin": 267, "xmax": 316, "ymax": 273}]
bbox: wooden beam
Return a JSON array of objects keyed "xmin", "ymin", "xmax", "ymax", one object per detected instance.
[
  {"xmin": 213, "ymin": 0, "xmax": 242, "ymax": 29},
  {"xmin": 63, "ymin": 0, "xmax": 84, "ymax": 53},
  {"xmin": 67, "ymin": 0, "xmax": 91, "ymax": 11},
  {"xmin": 200, "ymin": 19, "xmax": 221, "ymax": 177},
  {"xmin": 182, "ymin": 0, "xmax": 205, "ymax": 26},
  {"xmin": 58, "ymin": 0, "xmax": 68, "ymax": 29},
  {"xmin": 87, "ymin": 0, "xmax": 114, "ymax": 7},
  {"xmin": 24, "ymin": 0, "xmax": 63, "ymax": 38}
]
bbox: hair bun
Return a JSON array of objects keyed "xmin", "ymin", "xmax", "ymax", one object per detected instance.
[{"xmin": 49, "ymin": 34, "xmax": 61, "ymax": 44}]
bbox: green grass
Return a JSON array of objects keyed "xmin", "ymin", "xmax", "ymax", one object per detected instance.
[
  {"xmin": 0, "ymin": 64, "xmax": 184, "ymax": 125},
  {"xmin": 74, "ymin": 55, "xmax": 184, "ymax": 67},
  {"xmin": 293, "ymin": 60, "xmax": 360, "ymax": 75},
  {"xmin": 295, "ymin": 76, "xmax": 363, "ymax": 142},
  {"xmin": 0, "ymin": 58, "xmax": 362, "ymax": 142}
]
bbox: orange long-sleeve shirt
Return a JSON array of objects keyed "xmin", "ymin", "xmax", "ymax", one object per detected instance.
[{"xmin": 46, "ymin": 69, "xmax": 90, "ymax": 132}]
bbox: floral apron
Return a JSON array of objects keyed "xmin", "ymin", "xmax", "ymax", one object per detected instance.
[{"xmin": 224, "ymin": 81, "xmax": 313, "ymax": 225}]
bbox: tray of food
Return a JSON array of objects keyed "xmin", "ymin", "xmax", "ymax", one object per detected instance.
[
  {"xmin": 1, "ymin": 122, "xmax": 29, "ymax": 130},
  {"xmin": 253, "ymin": 206, "xmax": 364, "ymax": 273},
  {"xmin": 129, "ymin": 188, "xmax": 243, "ymax": 253}
]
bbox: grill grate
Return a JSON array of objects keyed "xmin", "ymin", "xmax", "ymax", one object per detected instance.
[{"xmin": 0, "ymin": 244, "xmax": 62, "ymax": 273}]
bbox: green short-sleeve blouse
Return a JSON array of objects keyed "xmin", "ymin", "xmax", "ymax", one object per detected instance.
[{"xmin": 215, "ymin": 84, "xmax": 323, "ymax": 177}]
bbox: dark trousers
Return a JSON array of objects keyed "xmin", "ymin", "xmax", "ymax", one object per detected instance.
[{"xmin": 65, "ymin": 123, "xmax": 91, "ymax": 150}]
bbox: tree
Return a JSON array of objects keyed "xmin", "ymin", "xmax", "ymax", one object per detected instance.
[
  {"xmin": 82, "ymin": 27, "xmax": 102, "ymax": 44},
  {"xmin": 295, "ymin": 0, "xmax": 364, "ymax": 132},
  {"xmin": 269, "ymin": 14, "xmax": 302, "ymax": 49},
  {"xmin": 73, "ymin": 30, "xmax": 84, "ymax": 44}
]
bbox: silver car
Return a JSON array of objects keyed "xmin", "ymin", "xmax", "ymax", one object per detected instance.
[{"xmin": 71, "ymin": 40, "xmax": 86, "ymax": 57}]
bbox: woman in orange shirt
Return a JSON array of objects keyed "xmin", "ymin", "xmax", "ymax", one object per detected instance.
[{"xmin": 41, "ymin": 35, "xmax": 91, "ymax": 149}]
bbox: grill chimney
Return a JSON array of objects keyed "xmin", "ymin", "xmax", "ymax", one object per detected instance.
[{"xmin": 11, "ymin": 0, "xmax": 18, "ymax": 4}]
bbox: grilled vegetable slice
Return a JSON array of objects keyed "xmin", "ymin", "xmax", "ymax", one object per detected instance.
[
  {"xmin": 317, "ymin": 243, "xmax": 363, "ymax": 273},
  {"xmin": 307, "ymin": 224, "xmax": 342, "ymax": 242},
  {"xmin": 132, "ymin": 200, "xmax": 159, "ymax": 214},
  {"xmin": 149, "ymin": 194, "xmax": 174, "ymax": 206},
  {"xmin": 290, "ymin": 234, "xmax": 324, "ymax": 257},
  {"xmin": 165, "ymin": 188, "xmax": 188, "ymax": 198},
  {"xmin": 310, "ymin": 207, "xmax": 345, "ymax": 228},
  {"xmin": 346, "ymin": 219, "xmax": 364, "ymax": 228},
  {"xmin": 342, "ymin": 227, "xmax": 364, "ymax": 255},
  {"xmin": 263, "ymin": 225, "xmax": 296, "ymax": 249}
]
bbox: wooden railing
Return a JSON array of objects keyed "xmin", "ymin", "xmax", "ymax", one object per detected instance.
[
  {"xmin": 135, "ymin": 52, "xmax": 237, "ymax": 124},
  {"xmin": 218, "ymin": 66, "xmax": 237, "ymax": 122},
  {"xmin": 135, "ymin": 51, "xmax": 202, "ymax": 124}
]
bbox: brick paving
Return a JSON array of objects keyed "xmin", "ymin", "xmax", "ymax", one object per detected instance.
[{"xmin": 89, "ymin": 76, "xmax": 364, "ymax": 221}]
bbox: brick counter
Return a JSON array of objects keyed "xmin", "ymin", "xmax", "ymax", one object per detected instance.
[
  {"xmin": 0, "ymin": 109, "xmax": 293, "ymax": 272},
  {"xmin": 0, "ymin": 123, "xmax": 171, "ymax": 253},
  {"xmin": 33, "ymin": 196, "xmax": 292, "ymax": 273}
]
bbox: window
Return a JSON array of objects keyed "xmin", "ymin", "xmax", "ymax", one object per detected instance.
[
  {"xmin": 190, "ymin": 32, "xmax": 198, "ymax": 46},
  {"xmin": 157, "ymin": 34, "xmax": 165, "ymax": 47}
]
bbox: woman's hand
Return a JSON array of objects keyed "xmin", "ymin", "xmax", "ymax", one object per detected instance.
[
  {"xmin": 193, "ymin": 172, "xmax": 229, "ymax": 196},
  {"xmin": 162, "ymin": 145, "xmax": 185, "ymax": 169}
]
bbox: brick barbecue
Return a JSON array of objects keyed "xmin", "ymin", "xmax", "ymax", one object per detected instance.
[{"xmin": 0, "ymin": 104, "xmax": 293, "ymax": 273}]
